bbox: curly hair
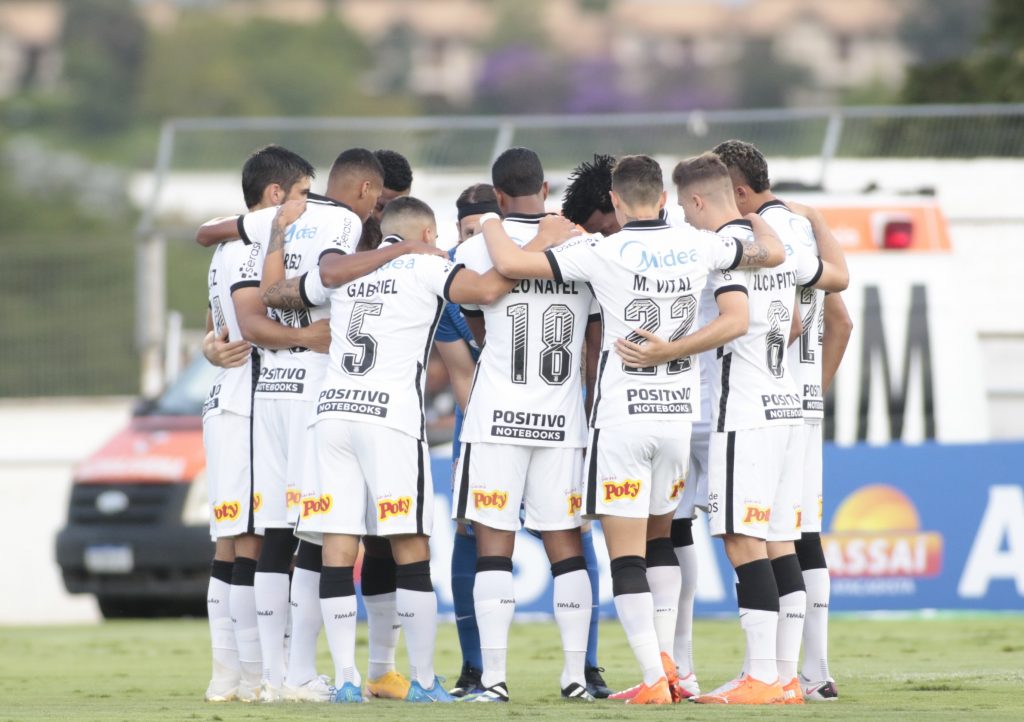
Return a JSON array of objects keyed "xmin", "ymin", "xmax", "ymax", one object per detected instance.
[
  {"xmin": 562, "ymin": 153, "xmax": 615, "ymax": 225},
  {"xmin": 374, "ymin": 149, "xmax": 413, "ymax": 193},
  {"xmin": 711, "ymin": 139, "xmax": 771, "ymax": 193}
]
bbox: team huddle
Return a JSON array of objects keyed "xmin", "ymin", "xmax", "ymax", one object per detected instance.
[{"xmin": 199, "ymin": 139, "xmax": 851, "ymax": 705}]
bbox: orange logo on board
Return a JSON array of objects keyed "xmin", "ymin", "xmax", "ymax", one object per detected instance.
[
  {"xmin": 473, "ymin": 491, "xmax": 509, "ymax": 510},
  {"xmin": 301, "ymin": 494, "xmax": 333, "ymax": 518},
  {"xmin": 378, "ymin": 497, "xmax": 412, "ymax": 521}
]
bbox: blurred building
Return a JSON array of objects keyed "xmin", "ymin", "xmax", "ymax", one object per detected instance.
[{"xmin": 0, "ymin": 0, "xmax": 62, "ymax": 98}]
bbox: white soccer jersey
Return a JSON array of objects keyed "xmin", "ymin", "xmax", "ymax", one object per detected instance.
[
  {"xmin": 314, "ymin": 242, "xmax": 462, "ymax": 441},
  {"xmin": 706, "ymin": 219, "xmax": 823, "ymax": 432},
  {"xmin": 238, "ymin": 193, "xmax": 361, "ymax": 401},
  {"xmin": 758, "ymin": 200, "xmax": 826, "ymax": 420},
  {"xmin": 203, "ymin": 237, "xmax": 256, "ymax": 419},
  {"xmin": 455, "ymin": 213, "xmax": 597, "ymax": 448},
  {"xmin": 545, "ymin": 219, "xmax": 745, "ymax": 429}
]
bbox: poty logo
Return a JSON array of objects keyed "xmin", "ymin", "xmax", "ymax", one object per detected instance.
[
  {"xmin": 603, "ymin": 479, "xmax": 642, "ymax": 502},
  {"xmin": 378, "ymin": 497, "xmax": 412, "ymax": 521},
  {"xmin": 301, "ymin": 494, "xmax": 333, "ymax": 518},
  {"xmin": 743, "ymin": 505, "xmax": 772, "ymax": 524},
  {"xmin": 252, "ymin": 492, "xmax": 262, "ymax": 512},
  {"xmin": 670, "ymin": 479, "xmax": 686, "ymax": 501},
  {"xmin": 473, "ymin": 490, "xmax": 509, "ymax": 510},
  {"xmin": 823, "ymin": 484, "xmax": 942, "ymax": 579},
  {"xmin": 286, "ymin": 488, "xmax": 301, "ymax": 508},
  {"xmin": 567, "ymin": 493, "xmax": 582, "ymax": 516},
  {"xmin": 213, "ymin": 501, "xmax": 240, "ymax": 522},
  {"xmin": 619, "ymin": 240, "xmax": 698, "ymax": 273}
]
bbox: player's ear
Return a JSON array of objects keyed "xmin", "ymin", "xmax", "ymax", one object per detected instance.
[
  {"xmin": 658, "ymin": 189, "xmax": 667, "ymax": 210},
  {"xmin": 360, "ymin": 179, "xmax": 371, "ymax": 198},
  {"xmin": 540, "ymin": 180, "xmax": 549, "ymax": 201},
  {"xmin": 609, "ymin": 189, "xmax": 622, "ymax": 210},
  {"xmin": 264, "ymin": 183, "xmax": 283, "ymax": 206}
]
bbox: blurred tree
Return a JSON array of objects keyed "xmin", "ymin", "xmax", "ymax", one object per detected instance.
[
  {"xmin": 733, "ymin": 38, "xmax": 811, "ymax": 108},
  {"xmin": 898, "ymin": 0, "xmax": 989, "ymax": 64},
  {"xmin": 61, "ymin": 0, "xmax": 147, "ymax": 134},
  {"xmin": 139, "ymin": 15, "xmax": 414, "ymax": 119}
]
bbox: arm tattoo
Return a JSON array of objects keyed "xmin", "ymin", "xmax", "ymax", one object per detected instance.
[
  {"xmin": 267, "ymin": 216, "xmax": 288, "ymax": 256},
  {"xmin": 739, "ymin": 239, "xmax": 770, "ymax": 267},
  {"xmin": 262, "ymin": 276, "xmax": 306, "ymax": 310}
]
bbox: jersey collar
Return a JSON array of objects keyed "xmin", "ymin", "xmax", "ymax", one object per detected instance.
[
  {"xmin": 504, "ymin": 211, "xmax": 548, "ymax": 223},
  {"xmin": 716, "ymin": 218, "xmax": 753, "ymax": 232},
  {"xmin": 382, "ymin": 234, "xmax": 403, "ymax": 245},
  {"xmin": 756, "ymin": 198, "xmax": 788, "ymax": 214},
  {"xmin": 307, "ymin": 192, "xmax": 355, "ymax": 213},
  {"xmin": 622, "ymin": 218, "xmax": 669, "ymax": 230}
]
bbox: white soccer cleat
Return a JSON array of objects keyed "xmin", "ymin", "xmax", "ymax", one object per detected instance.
[
  {"xmin": 236, "ymin": 682, "xmax": 260, "ymax": 703},
  {"xmin": 800, "ymin": 674, "xmax": 839, "ymax": 701},
  {"xmin": 203, "ymin": 679, "xmax": 238, "ymax": 703},
  {"xmin": 282, "ymin": 675, "xmax": 335, "ymax": 703},
  {"xmin": 677, "ymin": 671, "xmax": 701, "ymax": 698},
  {"xmin": 259, "ymin": 680, "xmax": 284, "ymax": 703}
]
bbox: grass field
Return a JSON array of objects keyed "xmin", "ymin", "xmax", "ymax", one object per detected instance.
[{"xmin": 2, "ymin": 617, "xmax": 1022, "ymax": 721}]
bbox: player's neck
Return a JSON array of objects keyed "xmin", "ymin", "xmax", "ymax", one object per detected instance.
[
  {"xmin": 704, "ymin": 204, "xmax": 744, "ymax": 232},
  {"xmin": 743, "ymin": 191, "xmax": 776, "ymax": 215},
  {"xmin": 501, "ymin": 196, "xmax": 546, "ymax": 216}
]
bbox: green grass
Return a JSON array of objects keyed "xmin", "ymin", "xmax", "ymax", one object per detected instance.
[{"xmin": 1, "ymin": 617, "xmax": 1022, "ymax": 720}]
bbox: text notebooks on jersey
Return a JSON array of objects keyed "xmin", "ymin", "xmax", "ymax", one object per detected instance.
[
  {"xmin": 238, "ymin": 194, "xmax": 362, "ymax": 401},
  {"xmin": 455, "ymin": 214, "xmax": 596, "ymax": 448},
  {"xmin": 758, "ymin": 200, "xmax": 826, "ymax": 420},
  {"xmin": 707, "ymin": 219, "xmax": 823, "ymax": 432},
  {"xmin": 545, "ymin": 219, "xmax": 744, "ymax": 430},
  {"xmin": 204, "ymin": 239, "xmax": 255, "ymax": 419},
  {"xmin": 315, "ymin": 249, "xmax": 462, "ymax": 441}
]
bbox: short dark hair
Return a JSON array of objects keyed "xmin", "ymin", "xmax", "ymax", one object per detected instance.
[
  {"xmin": 491, "ymin": 147, "xmax": 544, "ymax": 197},
  {"xmin": 562, "ymin": 154, "xmax": 615, "ymax": 225},
  {"xmin": 611, "ymin": 154, "xmax": 664, "ymax": 207},
  {"xmin": 672, "ymin": 152, "xmax": 731, "ymax": 190},
  {"xmin": 380, "ymin": 195, "xmax": 436, "ymax": 236},
  {"xmin": 374, "ymin": 149, "xmax": 413, "ymax": 192},
  {"xmin": 240, "ymin": 145, "xmax": 315, "ymax": 209},
  {"xmin": 357, "ymin": 216, "xmax": 383, "ymax": 252},
  {"xmin": 329, "ymin": 147, "xmax": 384, "ymax": 186},
  {"xmin": 712, "ymin": 139, "xmax": 770, "ymax": 193}
]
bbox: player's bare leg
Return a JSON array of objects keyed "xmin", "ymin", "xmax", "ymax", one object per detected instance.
[
  {"xmin": 388, "ymin": 533, "xmax": 452, "ymax": 701},
  {"xmin": 320, "ymin": 533, "xmax": 363, "ymax": 702},
  {"xmin": 361, "ymin": 535, "xmax": 407, "ymax": 699},
  {"xmin": 768, "ymin": 539, "xmax": 807, "ymax": 703},
  {"xmin": 470, "ymin": 523, "xmax": 516, "ymax": 702},
  {"xmin": 206, "ymin": 538, "xmax": 239, "ymax": 701},
  {"xmin": 540, "ymin": 528, "xmax": 592, "ymax": 700},
  {"xmin": 601, "ymin": 515, "xmax": 672, "ymax": 704},
  {"xmin": 230, "ymin": 533, "xmax": 263, "ymax": 701}
]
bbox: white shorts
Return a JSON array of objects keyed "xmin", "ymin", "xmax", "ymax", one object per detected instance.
[
  {"xmin": 799, "ymin": 421, "xmax": 824, "ymax": 533},
  {"xmin": 675, "ymin": 417, "xmax": 710, "ymax": 520},
  {"xmin": 252, "ymin": 397, "xmax": 312, "ymax": 528},
  {"xmin": 707, "ymin": 426, "xmax": 805, "ymax": 542},
  {"xmin": 583, "ymin": 422, "xmax": 691, "ymax": 520},
  {"xmin": 297, "ymin": 420, "xmax": 432, "ymax": 541},
  {"xmin": 453, "ymin": 443, "xmax": 584, "ymax": 532},
  {"xmin": 202, "ymin": 411, "xmax": 254, "ymax": 540}
]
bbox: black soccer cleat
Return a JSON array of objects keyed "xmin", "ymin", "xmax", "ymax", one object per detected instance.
[
  {"xmin": 585, "ymin": 665, "xmax": 612, "ymax": 699},
  {"xmin": 467, "ymin": 681, "xmax": 510, "ymax": 703},
  {"xmin": 448, "ymin": 661, "xmax": 483, "ymax": 698},
  {"xmin": 561, "ymin": 682, "xmax": 595, "ymax": 702}
]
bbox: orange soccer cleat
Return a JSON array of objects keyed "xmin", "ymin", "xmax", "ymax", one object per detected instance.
[
  {"xmin": 624, "ymin": 676, "xmax": 673, "ymax": 705},
  {"xmin": 782, "ymin": 676, "xmax": 805, "ymax": 704},
  {"xmin": 693, "ymin": 674, "xmax": 785, "ymax": 705}
]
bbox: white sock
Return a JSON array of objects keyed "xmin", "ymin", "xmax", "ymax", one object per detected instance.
[
  {"xmin": 230, "ymin": 579, "xmax": 261, "ymax": 686},
  {"xmin": 320, "ymin": 594, "xmax": 360, "ymax": 686},
  {"xmin": 740, "ymin": 607, "xmax": 778, "ymax": 684},
  {"xmin": 614, "ymin": 592, "xmax": 664, "ymax": 686},
  {"xmin": 285, "ymin": 567, "xmax": 322, "ymax": 687},
  {"xmin": 647, "ymin": 564, "xmax": 681, "ymax": 659},
  {"xmin": 801, "ymin": 568, "xmax": 831, "ymax": 682},
  {"xmin": 208, "ymin": 575, "xmax": 239, "ymax": 685},
  {"xmin": 673, "ymin": 545, "xmax": 697, "ymax": 677},
  {"xmin": 777, "ymin": 590, "xmax": 806, "ymax": 682},
  {"xmin": 255, "ymin": 571, "xmax": 291, "ymax": 687},
  {"xmin": 397, "ymin": 588, "xmax": 438, "ymax": 687},
  {"xmin": 364, "ymin": 592, "xmax": 400, "ymax": 680},
  {"xmin": 474, "ymin": 569, "xmax": 515, "ymax": 688},
  {"xmin": 552, "ymin": 568, "xmax": 591, "ymax": 689}
]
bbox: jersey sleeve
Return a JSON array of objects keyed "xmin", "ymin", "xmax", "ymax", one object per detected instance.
[
  {"xmin": 414, "ymin": 255, "xmax": 465, "ymax": 303},
  {"xmin": 704, "ymin": 229, "xmax": 744, "ymax": 271},
  {"xmin": 300, "ymin": 267, "xmax": 331, "ymax": 307},
  {"xmin": 223, "ymin": 239, "xmax": 265, "ymax": 293},
  {"xmin": 544, "ymin": 235, "xmax": 600, "ymax": 284},
  {"xmin": 707, "ymin": 268, "xmax": 749, "ymax": 298},
  {"xmin": 453, "ymin": 235, "xmax": 491, "ymax": 315},
  {"xmin": 319, "ymin": 207, "xmax": 362, "ymax": 259},
  {"xmin": 791, "ymin": 241, "xmax": 824, "ymax": 288},
  {"xmin": 237, "ymin": 206, "xmax": 276, "ymax": 247},
  {"xmin": 588, "ymin": 293, "xmax": 601, "ymax": 323}
]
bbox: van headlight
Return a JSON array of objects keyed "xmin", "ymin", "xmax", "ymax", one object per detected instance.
[{"xmin": 182, "ymin": 469, "xmax": 211, "ymax": 526}]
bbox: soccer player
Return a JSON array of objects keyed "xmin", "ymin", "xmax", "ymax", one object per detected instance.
[
  {"xmin": 293, "ymin": 196, "xmax": 571, "ymax": 703},
  {"xmin": 372, "ymin": 148, "xmax": 413, "ymax": 222},
  {"xmin": 561, "ymin": 153, "xmax": 619, "ymax": 235},
  {"xmin": 626, "ymin": 148, "xmax": 848, "ymax": 704},
  {"xmin": 200, "ymin": 145, "xmax": 326, "ymax": 702},
  {"xmin": 451, "ymin": 147, "xmax": 597, "ymax": 703},
  {"xmin": 480, "ymin": 154, "xmax": 788, "ymax": 704}
]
